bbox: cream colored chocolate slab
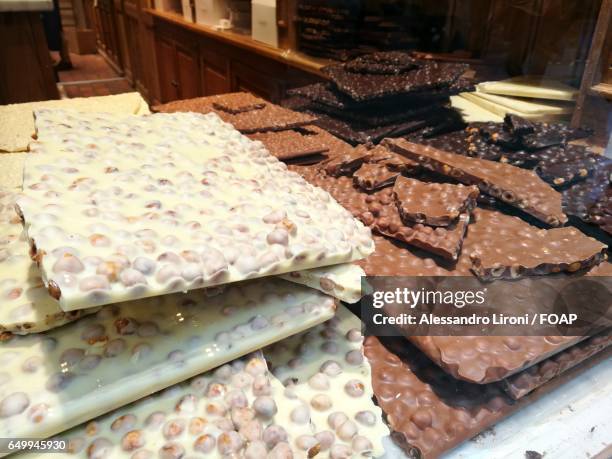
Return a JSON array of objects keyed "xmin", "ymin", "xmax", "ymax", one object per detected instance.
[
  {"xmin": 0, "ymin": 93, "xmax": 149, "ymax": 152},
  {"xmin": 0, "ymin": 278, "xmax": 336, "ymax": 448},
  {"xmin": 477, "ymin": 76, "xmax": 578, "ymax": 101},
  {"xmin": 264, "ymin": 306, "xmax": 389, "ymax": 457},
  {"xmin": 471, "ymin": 91, "xmax": 573, "ymax": 116},
  {"xmin": 17, "ymin": 110, "xmax": 373, "ymax": 311},
  {"xmin": 280, "ymin": 263, "xmax": 364, "ymax": 303},
  {"xmin": 450, "ymin": 95, "xmax": 503, "ymax": 123},
  {"xmin": 0, "ymin": 189, "xmax": 99, "ymax": 334},
  {"xmin": 0, "ymin": 154, "xmax": 26, "ymax": 189},
  {"xmin": 459, "ymin": 93, "xmax": 569, "ymax": 121}
]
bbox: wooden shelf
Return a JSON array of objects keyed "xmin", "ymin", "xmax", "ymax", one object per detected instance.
[{"xmin": 146, "ymin": 8, "xmax": 331, "ymax": 77}]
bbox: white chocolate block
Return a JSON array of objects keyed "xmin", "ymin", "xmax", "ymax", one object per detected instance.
[
  {"xmin": 0, "ymin": 189, "xmax": 99, "ymax": 334},
  {"xmin": 14, "ymin": 308, "xmax": 387, "ymax": 459},
  {"xmin": 471, "ymin": 91, "xmax": 573, "ymax": 116},
  {"xmin": 0, "ymin": 154, "xmax": 26, "ymax": 189},
  {"xmin": 264, "ymin": 306, "xmax": 389, "ymax": 457},
  {"xmin": 0, "ymin": 278, "xmax": 336, "ymax": 447},
  {"xmin": 459, "ymin": 93, "xmax": 570, "ymax": 121},
  {"xmin": 450, "ymin": 95, "xmax": 504, "ymax": 123},
  {"xmin": 280, "ymin": 263, "xmax": 364, "ymax": 304},
  {"xmin": 0, "ymin": 93, "xmax": 149, "ymax": 153},
  {"xmin": 477, "ymin": 76, "xmax": 578, "ymax": 101},
  {"xmin": 17, "ymin": 110, "xmax": 373, "ymax": 311}
]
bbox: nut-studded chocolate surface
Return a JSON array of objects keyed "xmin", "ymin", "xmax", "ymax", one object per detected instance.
[
  {"xmin": 393, "ymin": 176, "xmax": 479, "ymax": 226},
  {"xmin": 385, "ymin": 139, "xmax": 567, "ymax": 226},
  {"xmin": 0, "ymin": 278, "xmax": 336, "ymax": 445},
  {"xmin": 466, "ymin": 208, "xmax": 606, "ymax": 280},
  {"xmin": 17, "ymin": 110, "xmax": 373, "ymax": 311}
]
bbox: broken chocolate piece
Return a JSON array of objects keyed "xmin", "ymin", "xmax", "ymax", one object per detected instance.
[
  {"xmin": 466, "ymin": 208, "xmax": 607, "ymax": 280},
  {"xmin": 323, "ymin": 145, "xmax": 373, "ymax": 177},
  {"xmin": 153, "ymin": 93, "xmax": 316, "ymax": 133},
  {"xmin": 365, "ymin": 335, "xmax": 611, "ymax": 458},
  {"xmin": 385, "ymin": 139, "xmax": 567, "ymax": 226},
  {"xmin": 344, "ymin": 51, "xmax": 420, "ymax": 74},
  {"xmin": 502, "ymin": 334, "xmax": 612, "ymax": 399},
  {"xmin": 504, "ymin": 113, "xmax": 535, "ymax": 136},
  {"xmin": 211, "ymin": 92, "xmax": 267, "ymax": 114},
  {"xmin": 393, "ymin": 176, "xmax": 479, "ymax": 226},
  {"xmin": 363, "ymin": 188, "xmax": 470, "ymax": 260},
  {"xmin": 534, "ymin": 144, "xmax": 605, "ymax": 187},
  {"xmin": 353, "ymin": 163, "xmax": 401, "ymax": 191}
]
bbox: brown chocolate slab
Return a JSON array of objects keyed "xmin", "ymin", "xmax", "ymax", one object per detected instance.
[
  {"xmin": 210, "ymin": 92, "xmax": 267, "ymax": 113},
  {"xmin": 466, "ymin": 208, "xmax": 607, "ymax": 281},
  {"xmin": 367, "ymin": 144, "xmax": 420, "ymax": 172},
  {"xmin": 248, "ymin": 127, "xmax": 329, "ymax": 160},
  {"xmin": 323, "ymin": 145, "xmax": 373, "ymax": 177},
  {"xmin": 393, "ymin": 176, "xmax": 479, "ymax": 226},
  {"xmin": 353, "ymin": 163, "xmax": 401, "ymax": 191},
  {"xmin": 153, "ymin": 94, "xmax": 316, "ymax": 133},
  {"xmin": 365, "ymin": 335, "xmax": 612, "ymax": 459},
  {"xmin": 502, "ymin": 334, "xmax": 612, "ymax": 399},
  {"xmin": 323, "ymin": 59, "xmax": 467, "ymax": 101},
  {"xmin": 385, "ymin": 139, "xmax": 567, "ymax": 226},
  {"xmin": 294, "ymin": 167, "xmax": 469, "ymax": 260},
  {"xmin": 361, "ymin": 188, "xmax": 470, "ymax": 260}
]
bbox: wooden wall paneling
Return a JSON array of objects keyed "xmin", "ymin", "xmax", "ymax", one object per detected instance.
[
  {"xmin": 156, "ymin": 35, "xmax": 179, "ymax": 102},
  {"xmin": 230, "ymin": 61, "xmax": 285, "ymax": 102},
  {"xmin": 141, "ymin": 10, "xmax": 161, "ymax": 103},
  {"xmin": 115, "ymin": 0, "xmax": 132, "ymax": 81},
  {"xmin": 176, "ymin": 43, "xmax": 201, "ymax": 98},
  {"xmin": 200, "ymin": 42, "xmax": 231, "ymax": 96}
]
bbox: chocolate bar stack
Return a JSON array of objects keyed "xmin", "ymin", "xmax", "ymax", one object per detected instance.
[
  {"xmin": 296, "ymin": 0, "xmax": 362, "ymax": 61},
  {"xmin": 412, "ymin": 113, "xmax": 612, "ymax": 237},
  {"xmin": 0, "ymin": 100, "xmax": 393, "ymax": 457},
  {"xmin": 288, "ymin": 136, "xmax": 611, "ymax": 457},
  {"xmin": 153, "ymin": 92, "xmax": 354, "ymax": 164},
  {"xmin": 285, "ymin": 51, "xmax": 472, "ymax": 145}
]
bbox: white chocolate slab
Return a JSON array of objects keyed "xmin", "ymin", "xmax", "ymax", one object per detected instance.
[
  {"xmin": 459, "ymin": 93, "xmax": 570, "ymax": 121},
  {"xmin": 0, "ymin": 278, "xmax": 336, "ymax": 448},
  {"xmin": 477, "ymin": 76, "xmax": 578, "ymax": 101},
  {"xmin": 0, "ymin": 189, "xmax": 99, "ymax": 334},
  {"xmin": 0, "ymin": 93, "xmax": 149, "ymax": 153},
  {"xmin": 17, "ymin": 110, "xmax": 374, "ymax": 311},
  {"xmin": 471, "ymin": 91, "xmax": 573, "ymax": 116},
  {"xmin": 264, "ymin": 306, "xmax": 389, "ymax": 457},
  {"xmin": 280, "ymin": 263, "xmax": 364, "ymax": 303},
  {"xmin": 450, "ymin": 95, "xmax": 504, "ymax": 123},
  {"xmin": 0, "ymin": 154, "xmax": 26, "ymax": 189}
]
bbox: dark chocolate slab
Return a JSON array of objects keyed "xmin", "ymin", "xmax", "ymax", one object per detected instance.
[
  {"xmin": 323, "ymin": 59, "xmax": 468, "ymax": 101},
  {"xmin": 385, "ymin": 139, "xmax": 567, "ymax": 226}
]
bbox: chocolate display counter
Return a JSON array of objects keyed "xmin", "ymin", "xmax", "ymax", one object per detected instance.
[{"xmin": 0, "ymin": 51, "xmax": 610, "ymax": 459}]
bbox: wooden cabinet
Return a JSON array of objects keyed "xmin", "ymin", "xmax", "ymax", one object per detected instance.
[
  {"xmin": 155, "ymin": 29, "xmax": 202, "ymax": 102},
  {"xmin": 95, "ymin": 0, "xmax": 122, "ymax": 71},
  {"xmin": 231, "ymin": 61, "xmax": 285, "ymax": 102},
  {"xmin": 200, "ymin": 45, "xmax": 231, "ymax": 96}
]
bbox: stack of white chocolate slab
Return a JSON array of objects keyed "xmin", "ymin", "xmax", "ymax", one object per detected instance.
[
  {"xmin": 0, "ymin": 95, "xmax": 389, "ymax": 458},
  {"xmin": 452, "ymin": 76, "xmax": 577, "ymax": 123}
]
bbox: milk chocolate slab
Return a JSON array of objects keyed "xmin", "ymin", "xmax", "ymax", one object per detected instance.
[
  {"xmin": 365, "ymin": 335, "xmax": 611, "ymax": 459},
  {"xmin": 393, "ymin": 176, "xmax": 479, "ymax": 226},
  {"xmin": 323, "ymin": 59, "xmax": 468, "ymax": 101},
  {"xmin": 466, "ymin": 208, "xmax": 606, "ymax": 281},
  {"xmin": 153, "ymin": 94, "xmax": 316, "ymax": 133},
  {"xmin": 367, "ymin": 144, "xmax": 420, "ymax": 172},
  {"xmin": 353, "ymin": 163, "xmax": 401, "ymax": 191},
  {"xmin": 323, "ymin": 145, "xmax": 372, "ymax": 177},
  {"xmin": 361, "ymin": 188, "xmax": 470, "ymax": 260},
  {"xmin": 0, "ymin": 278, "xmax": 336, "ymax": 446},
  {"xmin": 294, "ymin": 167, "xmax": 469, "ymax": 260},
  {"xmin": 385, "ymin": 139, "xmax": 567, "ymax": 226},
  {"xmin": 248, "ymin": 127, "xmax": 329, "ymax": 160},
  {"xmin": 18, "ymin": 110, "xmax": 373, "ymax": 311},
  {"xmin": 211, "ymin": 92, "xmax": 267, "ymax": 114},
  {"xmin": 502, "ymin": 334, "xmax": 612, "ymax": 399}
]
